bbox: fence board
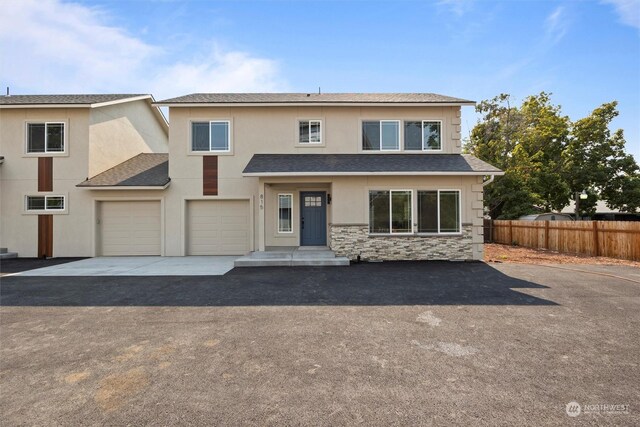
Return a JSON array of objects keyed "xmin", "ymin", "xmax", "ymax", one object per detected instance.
[{"xmin": 487, "ymin": 220, "xmax": 640, "ymax": 262}]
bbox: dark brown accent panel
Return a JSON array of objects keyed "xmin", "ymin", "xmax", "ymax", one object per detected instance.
[
  {"xmin": 38, "ymin": 157, "xmax": 53, "ymax": 192},
  {"xmin": 203, "ymin": 156, "xmax": 218, "ymax": 196},
  {"xmin": 38, "ymin": 215, "xmax": 53, "ymax": 258}
]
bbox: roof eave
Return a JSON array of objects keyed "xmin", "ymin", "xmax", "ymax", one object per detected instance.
[
  {"xmin": 76, "ymin": 182, "xmax": 171, "ymax": 190},
  {"xmin": 154, "ymin": 101, "xmax": 476, "ymax": 108},
  {"xmin": 242, "ymin": 171, "xmax": 504, "ymax": 177}
]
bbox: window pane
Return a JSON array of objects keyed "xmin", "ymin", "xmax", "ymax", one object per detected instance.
[
  {"xmin": 369, "ymin": 190, "xmax": 390, "ymax": 233},
  {"xmin": 418, "ymin": 191, "xmax": 438, "ymax": 233},
  {"xmin": 46, "ymin": 123, "xmax": 64, "ymax": 152},
  {"xmin": 278, "ymin": 194, "xmax": 292, "ymax": 232},
  {"xmin": 28, "ymin": 124, "xmax": 46, "ymax": 153},
  {"xmin": 391, "ymin": 190, "xmax": 411, "ymax": 233},
  {"xmin": 192, "ymin": 122, "xmax": 210, "ymax": 151},
  {"xmin": 423, "ymin": 121, "xmax": 441, "ymax": 150},
  {"xmin": 404, "ymin": 121, "xmax": 422, "ymax": 150},
  {"xmin": 362, "ymin": 121, "xmax": 380, "ymax": 150},
  {"xmin": 27, "ymin": 196, "xmax": 45, "ymax": 210},
  {"xmin": 381, "ymin": 121, "xmax": 399, "ymax": 150},
  {"xmin": 440, "ymin": 191, "xmax": 460, "ymax": 232},
  {"xmin": 46, "ymin": 196, "xmax": 65, "ymax": 210},
  {"xmin": 299, "ymin": 121, "xmax": 310, "ymax": 143},
  {"xmin": 210, "ymin": 122, "xmax": 229, "ymax": 151},
  {"xmin": 309, "ymin": 121, "xmax": 321, "ymax": 143}
]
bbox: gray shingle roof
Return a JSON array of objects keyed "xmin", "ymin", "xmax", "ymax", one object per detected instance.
[
  {"xmin": 0, "ymin": 94, "xmax": 148, "ymax": 106},
  {"xmin": 77, "ymin": 153, "xmax": 169, "ymax": 187},
  {"xmin": 243, "ymin": 154, "xmax": 502, "ymax": 175},
  {"xmin": 157, "ymin": 93, "xmax": 474, "ymax": 105}
]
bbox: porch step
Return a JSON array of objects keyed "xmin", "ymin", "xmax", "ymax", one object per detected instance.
[
  {"xmin": 0, "ymin": 248, "xmax": 18, "ymax": 259},
  {"xmin": 234, "ymin": 248, "xmax": 350, "ymax": 267}
]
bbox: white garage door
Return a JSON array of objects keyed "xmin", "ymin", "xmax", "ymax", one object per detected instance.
[
  {"xmin": 99, "ymin": 201, "xmax": 161, "ymax": 256},
  {"xmin": 187, "ymin": 200, "xmax": 250, "ymax": 255}
]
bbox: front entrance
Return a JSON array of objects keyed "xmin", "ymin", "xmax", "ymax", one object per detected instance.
[{"xmin": 300, "ymin": 191, "xmax": 327, "ymax": 246}]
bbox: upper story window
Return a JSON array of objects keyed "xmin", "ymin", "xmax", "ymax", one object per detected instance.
[
  {"xmin": 192, "ymin": 121, "xmax": 230, "ymax": 152},
  {"xmin": 362, "ymin": 120, "xmax": 400, "ymax": 151},
  {"xmin": 27, "ymin": 123, "xmax": 64, "ymax": 153},
  {"xmin": 404, "ymin": 121, "xmax": 442, "ymax": 151},
  {"xmin": 25, "ymin": 195, "xmax": 65, "ymax": 211},
  {"xmin": 299, "ymin": 120, "xmax": 322, "ymax": 144}
]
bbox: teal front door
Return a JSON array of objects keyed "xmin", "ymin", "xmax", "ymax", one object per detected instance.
[{"xmin": 300, "ymin": 192, "xmax": 327, "ymax": 246}]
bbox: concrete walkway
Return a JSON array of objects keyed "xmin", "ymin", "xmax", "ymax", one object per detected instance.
[{"xmin": 11, "ymin": 256, "xmax": 238, "ymax": 276}]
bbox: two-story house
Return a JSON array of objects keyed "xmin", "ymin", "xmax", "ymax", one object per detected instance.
[
  {"xmin": 154, "ymin": 93, "xmax": 502, "ymax": 261},
  {"xmin": 1, "ymin": 92, "xmax": 502, "ymax": 262},
  {"xmin": 0, "ymin": 95, "xmax": 169, "ymax": 258}
]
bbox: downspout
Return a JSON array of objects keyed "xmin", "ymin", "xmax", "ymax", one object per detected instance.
[{"xmin": 482, "ymin": 174, "xmax": 495, "ymax": 187}]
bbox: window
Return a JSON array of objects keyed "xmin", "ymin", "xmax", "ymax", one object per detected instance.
[
  {"xmin": 404, "ymin": 121, "xmax": 441, "ymax": 151},
  {"xmin": 304, "ymin": 196, "xmax": 322, "ymax": 207},
  {"xmin": 278, "ymin": 194, "xmax": 293, "ymax": 233},
  {"xmin": 25, "ymin": 195, "xmax": 65, "ymax": 211},
  {"xmin": 362, "ymin": 120, "xmax": 400, "ymax": 151},
  {"xmin": 369, "ymin": 190, "xmax": 412, "ymax": 234},
  {"xmin": 299, "ymin": 120, "xmax": 322, "ymax": 144},
  {"xmin": 191, "ymin": 121, "xmax": 230, "ymax": 152},
  {"xmin": 27, "ymin": 123, "xmax": 64, "ymax": 153},
  {"xmin": 417, "ymin": 190, "xmax": 460, "ymax": 233}
]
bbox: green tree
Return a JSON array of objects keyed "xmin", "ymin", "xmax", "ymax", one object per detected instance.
[
  {"xmin": 466, "ymin": 92, "xmax": 570, "ymax": 218},
  {"xmin": 564, "ymin": 102, "xmax": 639, "ymax": 216}
]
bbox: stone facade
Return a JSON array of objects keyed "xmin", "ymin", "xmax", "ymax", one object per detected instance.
[{"xmin": 330, "ymin": 224, "xmax": 475, "ymax": 261}]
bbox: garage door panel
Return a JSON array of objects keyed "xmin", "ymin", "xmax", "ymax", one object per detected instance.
[
  {"xmin": 100, "ymin": 201, "xmax": 161, "ymax": 256},
  {"xmin": 187, "ymin": 200, "xmax": 250, "ymax": 255}
]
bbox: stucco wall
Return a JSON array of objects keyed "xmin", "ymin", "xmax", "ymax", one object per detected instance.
[
  {"xmin": 0, "ymin": 102, "xmax": 168, "ymax": 257},
  {"xmin": 89, "ymin": 99, "xmax": 168, "ymax": 177}
]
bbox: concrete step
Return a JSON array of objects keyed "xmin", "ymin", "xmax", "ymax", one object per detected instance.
[
  {"xmin": 0, "ymin": 251, "xmax": 18, "ymax": 260},
  {"xmin": 234, "ymin": 249, "xmax": 350, "ymax": 267}
]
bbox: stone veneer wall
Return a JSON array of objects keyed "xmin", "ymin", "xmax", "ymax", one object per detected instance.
[{"xmin": 330, "ymin": 224, "xmax": 474, "ymax": 261}]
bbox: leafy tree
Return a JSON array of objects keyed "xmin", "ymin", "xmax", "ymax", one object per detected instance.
[
  {"xmin": 466, "ymin": 92, "xmax": 570, "ymax": 218},
  {"xmin": 467, "ymin": 94, "xmax": 639, "ymax": 218},
  {"xmin": 565, "ymin": 102, "xmax": 639, "ymax": 215}
]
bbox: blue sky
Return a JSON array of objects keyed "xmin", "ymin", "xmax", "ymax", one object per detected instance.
[{"xmin": 1, "ymin": 0, "xmax": 639, "ymax": 158}]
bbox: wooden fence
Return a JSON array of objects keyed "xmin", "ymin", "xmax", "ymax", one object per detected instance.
[{"xmin": 484, "ymin": 220, "xmax": 640, "ymax": 262}]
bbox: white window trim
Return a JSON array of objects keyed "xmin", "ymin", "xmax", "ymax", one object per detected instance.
[
  {"xmin": 298, "ymin": 119, "xmax": 323, "ymax": 145},
  {"xmin": 362, "ymin": 120, "xmax": 401, "ymax": 152},
  {"xmin": 368, "ymin": 189, "xmax": 414, "ymax": 235},
  {"xmin": 277, "ymin": 193, "xmax": 294, "ymax": 234},
  {"xmin": 189, "ymin": 119, "xmax": 233, "ymax": 154},
  {"xmin": 417, "ymin": 189, "xmax": 462, "ymax": 235},
  {"xmin": 421, "ymin": 120, "xmax": 443, "ymax": 152},
  {"xmin": 24, "ymin": 194, "xmax": 67, "ymax": 214},
  {"xmin": 25, "ymin": 121, "xmax": 66, "ymax": 154}
]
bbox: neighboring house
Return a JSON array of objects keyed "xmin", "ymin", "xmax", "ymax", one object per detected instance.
[
  {"xmin": 155, "ymin": 93, "xmax": 502, "ymax": 261},
  {"xmin": 0, "ymin": 92, "xmax": 503, "ymax": 261},
  {"xmin": 0, "ymin": 95, "xmax": 169, "ymax": 258},
  {"xmin": 519, "ymin": 213, "xmax": 574, "ymax": 221}
]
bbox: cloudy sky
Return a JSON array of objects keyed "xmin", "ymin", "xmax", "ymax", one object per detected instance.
[{"xmin": 1, "ymin": 0, "xmax": 638, "ymax": 158}]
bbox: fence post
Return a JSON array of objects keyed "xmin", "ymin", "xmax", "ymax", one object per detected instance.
[
  {"xmin": 545, "ymin": 221, "xmax": 550, "ymax": 250},
  {"xmin": 509, "ymin": 220, "xmax": 513, "ymax": 244},
  {"xmin": 593, "ymin": 221, "xmax": 600, "ymax": 257}
]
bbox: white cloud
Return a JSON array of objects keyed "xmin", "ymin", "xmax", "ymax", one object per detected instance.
[
  {"xmin": 0, "ymin": 0, "xmax": 287, "ymax": 99},
  {"xmin": 437, "ymin": 0, "xmax": 475, "ymax": 17},
  {"xmin": 150, "ymin": 47, "xmax": 286, "ymax": 98},
  {"xmin": 602, "ymin": 0, "xmax": 640, "ymax": 29},
  {"xmin": 545, "ymin": 6, "xmax": 568, "ymax": 43}
]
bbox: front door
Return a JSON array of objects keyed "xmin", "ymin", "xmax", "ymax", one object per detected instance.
[{"xmin": 300, "ymin": 191, "xmax": 327, "ymax": 246}]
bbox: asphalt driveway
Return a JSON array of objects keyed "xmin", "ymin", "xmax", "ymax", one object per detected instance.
[{"xmin": 1, "ymin": 262, "xmax": 638, "ymax": 425}]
